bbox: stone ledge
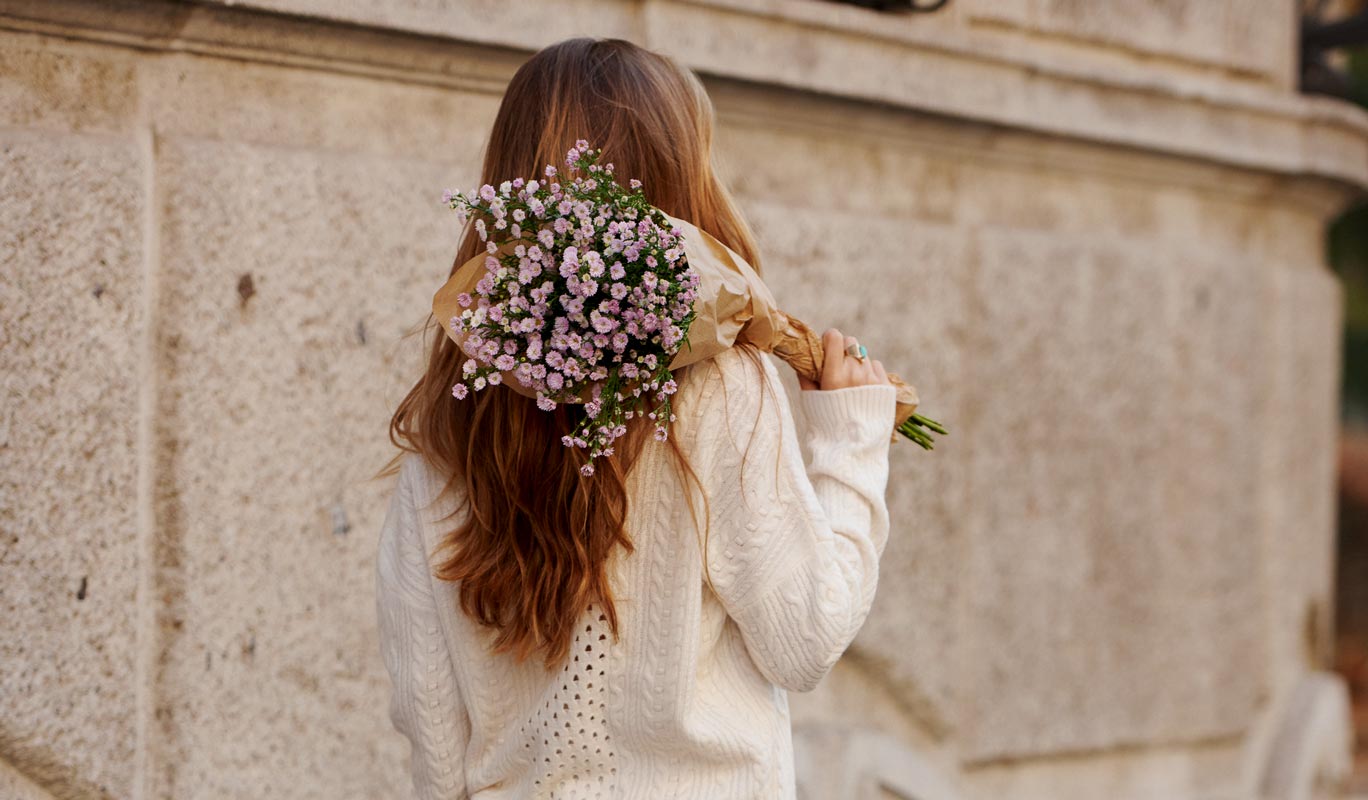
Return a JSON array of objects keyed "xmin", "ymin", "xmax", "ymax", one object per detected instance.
[{"xmin": 1, "ymin": 0, "xmax": 1365, "ymax": 190}]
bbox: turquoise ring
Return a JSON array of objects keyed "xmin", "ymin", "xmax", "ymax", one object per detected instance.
[{"xmin": 845, "ymin": 342, "xmax": 868, "ymax": 361}]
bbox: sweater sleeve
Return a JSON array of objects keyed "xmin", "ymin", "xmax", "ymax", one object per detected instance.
[
  {"xmin": 689, "ymin": 348, "xmax": 897, "ymax": 693},
  {"xmin": 375, "ymin": 455, "xmax": 471, "ymax": 800}
]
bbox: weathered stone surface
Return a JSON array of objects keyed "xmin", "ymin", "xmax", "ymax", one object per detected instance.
[
  {"xmin": 963, "ymin": 0, "xmax": 1295, "ymax": 85},
  {"xmin": 0, "ymin": 131, "xmax": 144, "ymax": 799},
  {"xmin": 141, "ymin": 50, "xmax": 501, "ymax": 160},
  {"xmin": 0, "ymin": 757, "xmax": 59, "ymax": 800},
  {"xmin": 0, "ymin": 32, "xmax": 138, "ymax": 134},
  {"xmin": 1260, "ymin": 262, "xmax": 1343, "ymax": 693},
  {"xmin": 145, "ymin": 135, "xmax": 473, "ymax": 797},
  {"xmin": 962, "ymin": 737, "xmax": 1248, "ymax": 800},
  {"xmin": 956, "ymin": 229, "xmax": 1269, "ymax": 760},
  {"xmin": 204, "ymin": 0, "xmax": 639, "ymax": 51}
]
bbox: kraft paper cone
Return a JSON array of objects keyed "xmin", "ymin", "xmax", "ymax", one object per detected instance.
[{"xmin": 432, "ymin": 212, "xmax": 920, "ymax": 440}]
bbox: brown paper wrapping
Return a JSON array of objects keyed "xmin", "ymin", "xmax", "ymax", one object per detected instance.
[{"xmin": 432, "ymin": 212, "xmax": 920, "ymax": 441}]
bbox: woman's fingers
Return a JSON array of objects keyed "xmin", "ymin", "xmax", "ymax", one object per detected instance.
[
  {"xmin": 813, "ymin": 327, "xmax": 888, "ymax": 390},
  {"xmin": 821, "ymin": 328, "xmax": 846, "ymax": 388},
  {"xmin": 872, "ymin": 359, "xmax": 888, "ymax": 385}
]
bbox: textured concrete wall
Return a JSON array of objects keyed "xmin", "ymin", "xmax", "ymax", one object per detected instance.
[{"xmin": 1, "ymin": 1, "xmax": 1365, "ymax": 798}]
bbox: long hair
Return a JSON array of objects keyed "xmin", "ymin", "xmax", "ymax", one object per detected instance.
[{"xmin": 380, "ymin": 37, "xmax": 770, "ymax": 670}]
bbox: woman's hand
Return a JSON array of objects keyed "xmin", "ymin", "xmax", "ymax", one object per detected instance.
[{"xmin": 798, "ymin": 328, "xmax": 891, "ymax": 391}]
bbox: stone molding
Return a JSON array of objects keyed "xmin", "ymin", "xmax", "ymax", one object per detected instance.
[
  {"xmin": 794, "ymin": 723, "xmax": 962, "ymax": 800},
  {"xmin": 0, "ymin": 0, "xmax": 1365, "ymax": 190}
]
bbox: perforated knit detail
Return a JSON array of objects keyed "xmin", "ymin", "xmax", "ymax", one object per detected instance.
[{"xmin": 519, "ymin": 601, "xmax": 618, "ymax": 797}]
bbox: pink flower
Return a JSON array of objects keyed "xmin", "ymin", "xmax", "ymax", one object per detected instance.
[
  {"xmin": 451, "ymin": 383, "xmax": 468, "ymax": 399},
  {"xmin": 590, "ymin": 311, "xmax": 616, "ymax": 334}
]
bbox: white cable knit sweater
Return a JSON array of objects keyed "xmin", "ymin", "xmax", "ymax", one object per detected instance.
[{"xmin": 375, "ymin": 346, "xmax": 897, "ymax": 799}]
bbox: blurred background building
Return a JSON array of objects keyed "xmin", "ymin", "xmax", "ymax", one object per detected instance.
[
  {"xmin": 3, "ymin": 1, "xmax": 1368, "ymax": 798},
  {"xmin": 1321, "ymin": 1, "xmax": 1368, "ymax": 795}
]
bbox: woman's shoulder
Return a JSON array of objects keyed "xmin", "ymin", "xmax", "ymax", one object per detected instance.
[
  {"xmin": 396, "ymin": 450, "xmax": 434, "ymax": 498},
  {"xmin": 677, "ymin": 345, "xmax": 781, "ymax": 402},
  {"xmin": 671, "ymin": 345, "xmax": 788, "ymax": 444},
  {"xmin": 395, "ymin": 450, "xmax": 463, "ymax": 527}
]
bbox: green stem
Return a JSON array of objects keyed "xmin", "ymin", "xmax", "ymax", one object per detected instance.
[
  {"xmin": 910, "ymin": 413, "xmax": 948, "ymax": 435},
  {"xmin": 896, "ymin": 413, "xmax": 948, "ymax": 451}
]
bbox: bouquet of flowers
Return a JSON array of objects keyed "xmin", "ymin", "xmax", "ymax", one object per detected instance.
[{"xmin": 437, "ymin": 140, "xmax": 945, "ymax": 476}]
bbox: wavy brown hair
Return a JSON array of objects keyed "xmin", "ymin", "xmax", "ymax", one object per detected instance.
[{"xmin": 379, "ymin": 37, "xmax": 770, "ymax": 670}]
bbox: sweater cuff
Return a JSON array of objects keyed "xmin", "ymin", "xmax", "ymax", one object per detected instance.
[{"xmin": 796, "ymin": 384, "xmax": 898, "ymax": 445}]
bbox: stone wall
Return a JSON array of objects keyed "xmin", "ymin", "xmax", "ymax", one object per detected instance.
[{"xmin": 1, "ymin": 1, "xmax": 1365, "ymax": 798}]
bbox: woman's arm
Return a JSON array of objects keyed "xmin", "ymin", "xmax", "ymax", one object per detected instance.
[
  {"xmin": 692, "ymin": 347, "xmax": 897, "ymax": 693},
  {"xmin": 375, "ymin": 455, "xmax": 471, "ymax": 800}
]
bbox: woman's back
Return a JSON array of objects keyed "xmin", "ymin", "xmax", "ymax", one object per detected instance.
[{"xmin": 376, "ymin": 345, "xmax": 897, "ymax": 799}]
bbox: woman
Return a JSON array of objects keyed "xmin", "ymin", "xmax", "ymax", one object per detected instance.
[{"xmin": 375, "ymin": 37, "xmax": 897, "ymax": 799}]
